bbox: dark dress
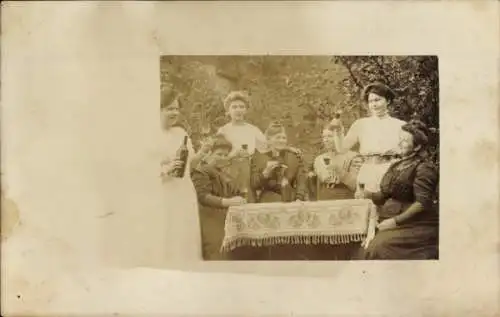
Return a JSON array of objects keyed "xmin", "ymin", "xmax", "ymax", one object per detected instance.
[
  {"xmin": 250, "ymin": 149, "xmax": 307, "ymax": 203},
  {"xmin": 359, "ymin": 155, "xmax": 439, "ymax": 260},
  {"xmin": 233, "ymin": 149, "xmax": 310, "ymax": 260},
  {"xmin": 191, "ymin": 163, "xmax": 242, "ymax": 261}
]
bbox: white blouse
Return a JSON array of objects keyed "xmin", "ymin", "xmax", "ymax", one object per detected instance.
[
  {"xmin": 217, "ymin": 122, "xmax": 267, "ymax": 155},
  {"xmin": 345, "ymin": 115, "xmax": 406, "ymax": 155}
]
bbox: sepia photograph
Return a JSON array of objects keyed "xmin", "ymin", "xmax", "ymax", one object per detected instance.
[
  {"xmin": 2, "ymin": 1, "xmax": 498, "ymax": 315},
  {"xmin": 159, "ymin": 55, "xmax": 440, "ymax": 261}
]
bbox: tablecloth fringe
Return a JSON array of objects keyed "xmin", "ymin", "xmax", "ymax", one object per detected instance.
[{"xmin": 220, "ymin": 233, "xmax": 367, "ymax": 252}]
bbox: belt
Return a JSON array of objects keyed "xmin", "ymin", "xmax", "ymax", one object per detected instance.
[{"xmin": 362, "ymin": 153, "xmax": 400, "ymax": 164}]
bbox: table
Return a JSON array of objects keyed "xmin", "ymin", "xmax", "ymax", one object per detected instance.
[{"xmin": 221, "ymin": 199, "xmax": 375, "ymax": 260}]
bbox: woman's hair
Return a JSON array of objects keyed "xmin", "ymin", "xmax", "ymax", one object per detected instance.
[
  {"xmin": 209, "ymin": 134, "xmax": 233, "ymax": 153},
  {"xmin": 402, "ymin": 119, "xmax": 429, "ymax": 148},
  {"xmin": 362, "ymin": 82, "xmax": 396, "ymax": 103},
  {"xmin": 264, "ymin": 121, "xmax": 286, "ymax": 138},
  {"xmin": 223, "ymin": 91, "xmax": 250, "ymax": 111},
  {"xmin": 161, "ymin": 89, "xmax": 182, "ymax": 110}
]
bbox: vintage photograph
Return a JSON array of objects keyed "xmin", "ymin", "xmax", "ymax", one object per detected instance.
[{"xmin": 159, "ymin": 55, "xmax": 440, "ymax": 261}]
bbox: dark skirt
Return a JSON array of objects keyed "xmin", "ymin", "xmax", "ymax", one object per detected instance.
[
  {"xmin": 198, "ymin": 205, "xmax": 228, "ymax": 261},
  {"xmin": 317, "ymin": 183, "xmax": 354, "ymax": 201},
  {"xmin": 357, "ymin": 225, "xmax": 439, "ymax": 260}
]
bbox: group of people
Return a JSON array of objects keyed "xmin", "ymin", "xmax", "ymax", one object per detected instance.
[{"xmin": 160, "ymin": 82, "xmax": 439, "ymax": 261}]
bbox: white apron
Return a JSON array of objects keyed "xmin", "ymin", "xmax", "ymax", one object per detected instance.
[{"xmin": 160, "ymin": 127, "xmax": 202, "ymax": 262}]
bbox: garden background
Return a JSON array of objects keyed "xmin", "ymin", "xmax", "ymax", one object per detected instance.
[{"xmin": 160, "ymin": 56, "xmax": 439, "ymax": 168}]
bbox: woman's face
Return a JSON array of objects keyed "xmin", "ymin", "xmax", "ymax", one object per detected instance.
[
  {"xmin": 227, "ymin": 100, "xmax": 248, "ymax": 121},
  {"xmin": 322, "ymin": 129, "xmax": 336, "ymax": 150},
  {"xmin": 367, "ymin": 92, "xmax": 389, "ymax": 117},
  {"xmin": 161, "ymin": 100, "xmax": 180, "ymax": 128},
  {"xmin": 398, "ymin": 130, "xmax": 416, "ymax": 155},
  {"xmin": 267, "ymin": 132, "xmax": 288, "ymax": 151},
  {"xmin": 207, "ymin": 148, "xmax": 231, "ymax": 168}
]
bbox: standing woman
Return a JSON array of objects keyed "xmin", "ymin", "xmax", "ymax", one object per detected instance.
[
  {"xmin": 160, "ymin": 94, "xmax": 203, "ymax": 262},
  {"xmin": 216, "ymin": 91, "xmax": 267, "ymax": 201},
  {"xmin": 250, "ymin": 122, "xmax": 307, "ymax": 203},
  {"xmin": 357, "ymin": 120, "xmax": 439, "ymax": 260},
  {"xmin": 330, "ymin": 82, "xmax": 406, "ymax": 196}
]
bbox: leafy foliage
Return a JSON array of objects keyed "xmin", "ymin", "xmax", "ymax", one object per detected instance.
[{"xmin": 160, "ymin": 56, "xmax": 439, "ymax": 167}]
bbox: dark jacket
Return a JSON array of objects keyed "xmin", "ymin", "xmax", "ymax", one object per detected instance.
[
  {"xmin": 191, "ymin": 163, "xmax": 241, "ymax": 260},
  {"xmin": 373, "ymin": 155, "xmax": 439, "ymax": 226},
  {"xmin": 250, "ymin": 149, "xmax": 307, "ymax": 202}
]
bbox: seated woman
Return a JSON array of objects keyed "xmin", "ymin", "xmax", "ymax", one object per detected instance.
[
  {"xmin": 250, "ymin": 122, "xmax": 307, "ymax": 203},
  {"xmin": 313, "ymin": 124, "xmax": 357, "ymax": 201},
  {"xmin": 191, "ymin": 134, "xmax": 247, "ymax": 261},
  {"xmin": 358, "ymin": 120, "xmax": 439, "ymax": 260}
]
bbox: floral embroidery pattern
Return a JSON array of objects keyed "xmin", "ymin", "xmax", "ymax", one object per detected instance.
[
  {"xmin": 288, "ymin": 205, "xmax": 320, "ymax": 229},
  {"xmin": 328, "ymin": 207, "xmax": 360, "ymax": 226},
  {"xmin": 222, "ymin": 200, "xmax": 373, "ymax": 251}
]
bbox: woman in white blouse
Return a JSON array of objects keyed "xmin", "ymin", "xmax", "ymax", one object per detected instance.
[
  {"xmin": 216, "ymin": 91, "xmax": 268, "ymax": 202},
  {"xmin": 330, "ymin": 82, "xmax": 406, "ymax": 195},
  {"xmin": 160, "ymin": 96, "xmax": 204, "ymax": 261}
]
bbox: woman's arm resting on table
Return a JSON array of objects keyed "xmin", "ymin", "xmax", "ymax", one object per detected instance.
[
  {"xmin": 364, "ymin": 191, "xmax": 388, "ymax": 206},
  {"xmin": 191, "ymin": 171, "xmax": 225, "ymax": 208}
]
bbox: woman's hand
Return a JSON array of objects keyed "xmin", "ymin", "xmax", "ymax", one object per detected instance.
[
  {"xmin": 343, "ymin": 155, "xmax": 364, "ymax": 171},
  {"xmin": 222, "ymin": 196, "xmax": 247, "ymax": 207},
  {"xmin": 262, "ymin": 161, "xmax": 281, "ymax": 178},
  {"xmin": 329, "ymin": 118, "xmax": 344, "ymax": 132},
  {"xmin": 354, "ymin": 188, "xmax": 366, "ymax": 199},
  {"xmin": 161, "ymin": 159, "xmax": 183, "ymax": 178},
  {"xmin": 377, "ymin": 218, "xmax": 397, "ymax": 231},
  {"xmin": 361, "ymin": 231, "xmax": 375, "ymax": 249},
  {"xmin": 197, "ymin": 138, "xmax": 213, "ymax": 157},
  {"xmin": 325, "ymin": 175, "xmax": 340, "ymax": 188},
  {"xmin": 287, "ymin": 146, "xmax": 303, "ymax": 158}
]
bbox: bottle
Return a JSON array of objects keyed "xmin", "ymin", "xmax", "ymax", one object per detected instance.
[
  {"xmin": 174, "ymin": 135, "xmax": 189, "ymax": 178},
  {"xmin": 280, "ymin": 166, "xmax": 292, "ymax": 202},
  {"xmin": 240, "ymin": 143, "xmax": 250, "ymax": 200}
]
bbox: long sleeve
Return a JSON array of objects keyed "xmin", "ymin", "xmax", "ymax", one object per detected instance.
[
  {"xmin": 413, "ymin": 163, "xmax": 438, "ymax": 210},
  {"xmin": 394, "ymin": 163, "xmax": 438, "ymax": 224},
  {"xmin": 366, "ymin": 191, "xmax": 388, "ymax": 206},
  {"xmin": 334, "ymin": 119, "xmax": 360, "ymax": 153},
  {"xmin": 191, "ymin": 170, "xmax": 225, "ymax": 208},
  {"xmin": 250, "ymin": 153, "xmax": 278, "ymax": 191},
  {"xmin": 254, "ymin": 127, "xmax": 268, "ymax": 153}
]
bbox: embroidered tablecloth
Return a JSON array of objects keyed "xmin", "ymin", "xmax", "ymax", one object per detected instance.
[{"xmin": 221, "ymin": 199, "xmax": 375, "ymax": 252}]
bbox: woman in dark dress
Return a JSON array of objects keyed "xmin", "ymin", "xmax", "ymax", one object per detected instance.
[
  {"xmin": 191, "ymin": 135, "xmax": 247, "ymax": 260},
  {"xmin": 250, "ymin": 122, "xmax": 307, "ymax": 203},
  {"xmin": 358, "ymin": 120, "xmax": 439, "ymax": 260},
  {"xmin": 238, "ymin": 122, "xmax": 309, "ymax": 260}
]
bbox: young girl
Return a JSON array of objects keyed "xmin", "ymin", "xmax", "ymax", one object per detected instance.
[
  {"xmin": 216, "ymin": 91, "xmax": 267, "ymax": 201},
  {"xmin": 313, "ymin": 124, "xmax": 358, "ymax": 200}
]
